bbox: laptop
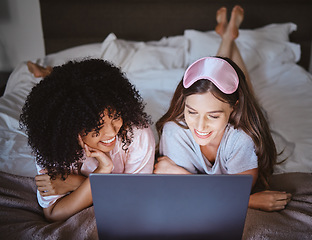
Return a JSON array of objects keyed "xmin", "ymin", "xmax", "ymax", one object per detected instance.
[{"xmin": 90, "ymin": 174, "xmax": 252, "ymax": 240}]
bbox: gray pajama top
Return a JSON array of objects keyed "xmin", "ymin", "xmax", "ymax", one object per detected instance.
[{"xmin": 159, "ymin": 121, "xmax": 258, "ymax": 174}]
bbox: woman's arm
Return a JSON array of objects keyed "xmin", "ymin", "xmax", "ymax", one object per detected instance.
[
  {"xmin": 43, "ymin": 144, "xmax": 114, "ymax": 222},
  {"xmin": 237, "ymin": 168, "xmax": 292, "ymax": 211},
  {"xmin": 249, "ymin": 190, "xmax": 292, "ymax": 211},
  {"xmin": 43, "ymin": 176, "xmax": 94, "ymax": 222},
  {"xmin": 35, "ymin": 171, "xmax": 86, "ymax": 196},
  {"xmin": 154, "ymin": 156, "xmax": 191, "ymax": 174},
  {"xmin": 155, "ymin": 161, "xmax": 291, "ymax": 211}
]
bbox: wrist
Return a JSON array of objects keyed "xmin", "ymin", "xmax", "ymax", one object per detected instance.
[{"xmin": 248, "ymin": 193, "xmax": 259, "ymax": 210}]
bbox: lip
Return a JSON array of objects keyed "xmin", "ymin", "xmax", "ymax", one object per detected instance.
[
  {"xmin": 194, "ymin": 129, "xmax": 212, "ymax": 139},
  {"xmin": 100, "ymin": 136, "xmax": 116, "ymax": 147}
]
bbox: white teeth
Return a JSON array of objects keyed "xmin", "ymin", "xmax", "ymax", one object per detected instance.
[
  {"xmin": 195, "ymin": 130, "xmax": 209, "ymax": 136},
  {"xmin": 101, "ymin": 136, "xmax": 116, "ymax": 144}
]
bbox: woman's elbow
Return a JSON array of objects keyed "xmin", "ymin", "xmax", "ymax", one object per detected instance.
[{"xmin": 43, "ymin": 205, "xmax": 69, "ymax": 222}]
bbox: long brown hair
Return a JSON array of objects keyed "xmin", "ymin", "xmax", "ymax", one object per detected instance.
[{"xmin": 156, "ymin": 56, "xmax": 277, "ymax": 189}]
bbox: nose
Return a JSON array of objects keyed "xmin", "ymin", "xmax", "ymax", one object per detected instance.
[
  {"xmin": 101, "ymin": 121, "xmax": 118, "ymax": 137},
  {"xmin": 196, "ymin": 115, "xmax": 208, "ymax": 131}
]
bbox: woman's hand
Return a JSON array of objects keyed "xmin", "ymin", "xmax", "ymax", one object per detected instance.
[
  {"xmin": 154, "ymin": 156, "xmax": 191, "ymax": 174},
  {"xmin": 249, "ymin": 190, "xmax": 292, "ymax": 211},
  {"xmin": 35, "ymin": 169, "xmax": 86, "ymax": 196},
  {"xmin": 78, "ymin": 135, "xmax": 114, "ymax": 174}
]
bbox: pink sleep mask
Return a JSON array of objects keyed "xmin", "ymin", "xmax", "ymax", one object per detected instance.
[{"xmin": 183, "ymin": 57, "xmax": 239, "ymax": 94}]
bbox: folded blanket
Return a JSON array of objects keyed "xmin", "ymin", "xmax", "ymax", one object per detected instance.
[{"xmin": 0, "ymin": 171, "xmax": 311, "ymax": 239}]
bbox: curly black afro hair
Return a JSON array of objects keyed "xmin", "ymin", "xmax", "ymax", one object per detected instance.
[{"xmin": 20, "ymin": 59, "xmax": 151, "ymax": 179}]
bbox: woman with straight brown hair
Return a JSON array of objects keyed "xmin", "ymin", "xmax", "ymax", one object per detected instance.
[{"xmin": 154, "ymin": 6, "xmax": 291, "ymax": 211}]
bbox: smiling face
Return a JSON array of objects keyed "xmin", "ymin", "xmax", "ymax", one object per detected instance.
[
  {"xmin": 184, "ymin": 91, "xmax": 233, "ymax": 147},
  {"xmin": 80, "ymin": 109, "xmax": 123, "ymax": 153}
]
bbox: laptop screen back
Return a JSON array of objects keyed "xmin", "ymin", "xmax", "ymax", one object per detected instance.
[{"xmin": 90, "ymin": 174, "xmax": 252, "ymax": 240}]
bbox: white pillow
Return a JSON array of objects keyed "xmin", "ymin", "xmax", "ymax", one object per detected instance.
[
  {"xmin": 184, "ymin": 23, "xmax": 300, "ymax": 72},
  {"xmin": 44, "ymin": 43, "xmax": 102, "ymax": 67},
  {"xmin": 250, "ymin": 23, "xmax": 297, "ymax": 42},
  {"xmin": 100, "ymin": 33, "xmax": 188, "ymax": 73}
]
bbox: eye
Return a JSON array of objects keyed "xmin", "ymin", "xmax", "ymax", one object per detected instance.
[
  {"xmin": 91, "ymin": 132, "xmax": 100, "ymax": 137},
  {"xmin": 208, "ymin": 115, "xmax": 219, "ymax": 119},
  {"xmin": 188, "ymin": 110, "xmax": 197, "ymax": 115}
]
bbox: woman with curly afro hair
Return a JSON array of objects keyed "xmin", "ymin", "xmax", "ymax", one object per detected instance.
[{"xmin": 20, "ymin": 59, "xmax": 155, "ymax": 222}]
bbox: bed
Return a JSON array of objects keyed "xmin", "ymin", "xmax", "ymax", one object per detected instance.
[{"xmin": 1, "ymin": 0, "xmax": 312, "ymax": 239}]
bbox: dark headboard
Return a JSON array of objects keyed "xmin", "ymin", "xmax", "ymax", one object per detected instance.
[{"xmin": 40, "ymin": 0, "xmax": 312, "ymax": 71}]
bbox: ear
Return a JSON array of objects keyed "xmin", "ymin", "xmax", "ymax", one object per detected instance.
[
  {"xmin": 231, "ymin": 100, "xmax": 239, "ymax": 111},
  {"xmin": 78, "ymin": 134, "xmax": 85, "ymax": 148},
  {"xmin": 230, "ymin": 100, "xmax": 239, "ymax": 116}
]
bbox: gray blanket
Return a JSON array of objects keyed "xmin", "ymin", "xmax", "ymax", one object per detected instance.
[
  {"xmin": 0, "ymin": 171, "xmax": 311, "ymax": 240},
  {"xmin": 243, "ymin": 172, "xmax": 312, "ymax": 240}
]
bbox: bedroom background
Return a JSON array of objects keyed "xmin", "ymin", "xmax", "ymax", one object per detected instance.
[
  {"xmin": 1, "ymin": 0, "xmax": 312, "ymax": 73},
  {"xmin": 0, "ymin": 0, "xmax": 312, "ymax": 239},
  {"xmin": 0, "ymin": 0, "xmax": 44, "ymax": 95}
]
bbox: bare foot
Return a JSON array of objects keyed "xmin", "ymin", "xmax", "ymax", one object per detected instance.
[
  {"xmin": 27, "ymin": 61, "xmax": 52, "ymax": 78},
  {"xmin": 215, "ymin": 7, "xmax": 228, "ymax": 36},
  {"xmin": 225, "ymin": 5, "xmax": 244, "ymax": 40}
]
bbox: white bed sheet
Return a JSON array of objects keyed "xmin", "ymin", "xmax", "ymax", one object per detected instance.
[
  {"xmin": 0, "ymin": 30, "xmax": 311, "ymax": 177},
  {"xmin": 250, "ymin": 61, "xmax": 312, "ymax": 173},
  {"xmin": 0, "ymin": 63, "xmax": 40, "ymax": 177}
]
